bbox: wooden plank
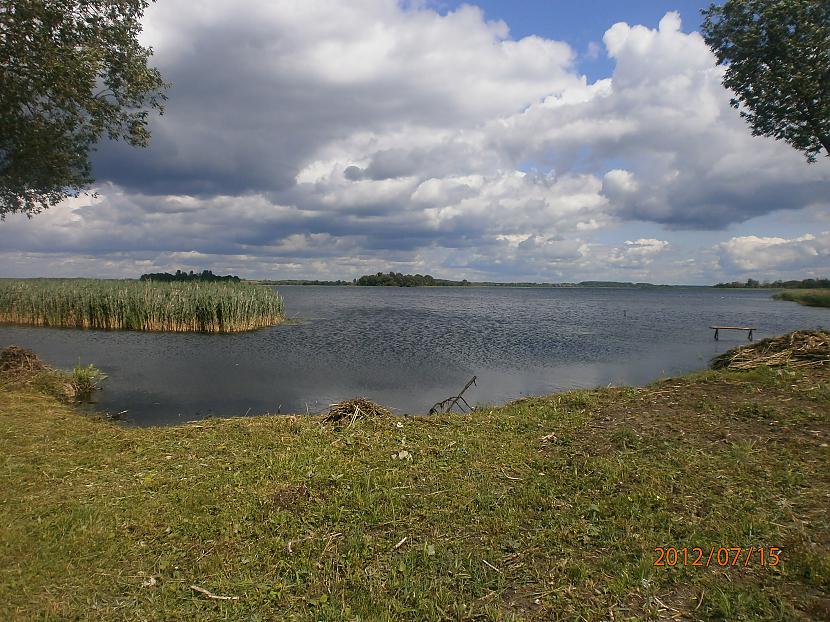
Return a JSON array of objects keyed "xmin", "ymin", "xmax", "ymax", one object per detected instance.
[{"xmin": 709, "ymin": 326, "xmax": 755, "ymax": 330}]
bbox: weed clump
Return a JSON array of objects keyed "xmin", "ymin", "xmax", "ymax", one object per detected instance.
[
  {"xmin": 0, "ymin": 345, "xmax": 104, "ymax": 402},
  {"xmin": 69, "ymin": 363, "xmax": 107, "ymax": 400}
]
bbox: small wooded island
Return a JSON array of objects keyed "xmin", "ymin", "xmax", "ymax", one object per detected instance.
[
  {"xmin": 261, "ymin": 273, "xmax": 674, "ymax": 288},
  {"xmin": 355, "ymin": 272, "xmax": 471, "ymax": 287},
  {"xmin": 139, "ymin": 269, "xmax": 242, "ymax": 283}
]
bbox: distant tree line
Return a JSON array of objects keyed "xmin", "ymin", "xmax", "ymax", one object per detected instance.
[
  {"xmin": 140, "ymin": 270, "xmax": 241, "ymax": 283},
  {"xmin": 259, "ymin": 279, "xmax": 351, "ymax": 286},
  {"xmin": 355, "ymin": 272, "xmax": 470, "ymax": 287},
  {"xmin": 260, "ymin": 275, "xmax": 672, "ymax": 288},
  {"xmin": 469, "ymin": 281, "xmax": 665, "ymax": 288},
  {"xmin": 714, "ymin": 278, "xmax": 830, "ymax": 289},
  {"xmin": 575, "ymin": 281, "xmax": 665, "ymax": 288}
]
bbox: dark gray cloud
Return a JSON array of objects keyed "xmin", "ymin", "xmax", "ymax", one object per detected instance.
[{"xmin": 92, "ymin": 0, "xmax": 577, "ymax": 198}]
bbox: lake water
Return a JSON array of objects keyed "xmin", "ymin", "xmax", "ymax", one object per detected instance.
[{"xmin": 0, "ymin": 287, "xmax": 826, "ymax": 425}]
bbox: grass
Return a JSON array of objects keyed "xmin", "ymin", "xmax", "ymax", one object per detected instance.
[
  {"xmin": 1, "ymin": 364, "xmax": 828, "ymax": 620},
  {"xmin": 774, "ymin": 290, "xmax": 830, "ymax": 308},
  {"xmin": 0, "ymin": 278, "xmax": 285, "ymax": 333}
]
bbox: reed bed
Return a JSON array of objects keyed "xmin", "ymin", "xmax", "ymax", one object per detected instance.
[
  {"xmin": 773, "ymin": 289, "xmax": 830, "ymax": 308},
  {"xmin": 0, "ymin": 279, "xmax": 284, "ymax": 333}
]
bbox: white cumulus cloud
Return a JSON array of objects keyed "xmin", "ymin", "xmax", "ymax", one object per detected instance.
[
  {"xmin": 2, "ymin": 2, "xmax": 828, "ymax": 283},
  {"xmin": 717, "ymin": 233, "xmax": 830, "ymax": 274}
]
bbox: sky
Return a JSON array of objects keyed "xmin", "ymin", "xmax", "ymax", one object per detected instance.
[{"xmin": 2, "ymin": 0, "xmax": 829, "ymax": 284}]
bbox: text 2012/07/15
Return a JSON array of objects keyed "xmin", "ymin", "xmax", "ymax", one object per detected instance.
[{"xmin": 654, "ymin": 547, "xmax": 781, "ymax": 568}]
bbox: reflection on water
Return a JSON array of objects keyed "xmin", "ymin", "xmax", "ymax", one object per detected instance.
[{"xmin": 0, "ymin": 287, "xmax": 825, "ymax": 425}]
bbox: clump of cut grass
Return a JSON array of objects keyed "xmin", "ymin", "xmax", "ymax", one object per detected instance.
[
  {"xmin": 774, "ymin": 289, "xmax": 830, "ymax": 308},
  {"xmin": 324, "ymin": 397, "xmax": 392, "ymax": 424},
  {"xmin": 0, "ymin": 278, "xmax": 284, "ymax": 333}
]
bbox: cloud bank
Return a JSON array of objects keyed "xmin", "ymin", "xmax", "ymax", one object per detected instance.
[
  {"xmin": 2, "ymin": 1, "xmax": 828, "ymax": 282},
  {"xmin": 717, "ymin": 233, "xmax": 830, "ymax": 273}
]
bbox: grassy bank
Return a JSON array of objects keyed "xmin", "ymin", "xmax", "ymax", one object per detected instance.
[
  {"xmin": 1, "ymin": 356, "xmax": 829, "ymax": 620},
  {"xmin": 774, "ymin": 289, "xmax": 830, "ymax": 308},
  {"xmin": 0, "ymin": 279, "xmax": 284, "ymax": 333}
]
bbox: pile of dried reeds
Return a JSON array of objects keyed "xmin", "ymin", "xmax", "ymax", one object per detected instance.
[
  {"xmin": 711, "ymin": 330, "xmax": 829, "ymax": 371},
  {"xmin": 0, "ymin": 346, "xmax": 46, "ymax": 381},
  {"xmin": 323, "ymin": 398, "xmax": 392, "ymax": 424}
]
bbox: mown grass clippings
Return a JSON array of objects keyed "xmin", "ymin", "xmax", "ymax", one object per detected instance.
[
  {"xmin": 0, "ymin": 278, "xmax": 285, "ymax": 333},
  {"xmin": 1, "ymin": 344, "xmax": 828, "ymax": 620}
]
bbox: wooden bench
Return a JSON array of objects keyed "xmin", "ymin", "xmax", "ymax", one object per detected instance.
[{"xmin": 710, "ymin": 326, "xmax": 755, "ymax": 341}]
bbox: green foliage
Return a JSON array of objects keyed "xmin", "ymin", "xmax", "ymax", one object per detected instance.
[
  {"xmin": 0, "ymin": 279, "xmax": 285, "ymax": 333},
  {"xmin": 0, "ymin": 1, "xmax": 169, "ymax": 217},
  {"xmin": 356, "ymin": 272, "xmax": 470, "ymax": 287},
  {"xmin": 715, "ymin": 277, "xmax": 830, "ymax": 288},
  {"xmin": 140, "ymin": 269, "xmax": 241, "ymax": 283},
  {"xmin": 259, "ymin": 279, "xmax": 353, "ymax": 286},
  {"xmin": 701, "ymin": 0, "xmax": 830, "ymax": 162}
]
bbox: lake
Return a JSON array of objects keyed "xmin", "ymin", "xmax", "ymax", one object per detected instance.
[{"xmin": 0, "ymin": 286, "xmax": 826, "ymax": 425}]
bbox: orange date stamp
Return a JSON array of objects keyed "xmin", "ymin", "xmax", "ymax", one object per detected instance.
[{"xmin": 654, "ymin": 547, "xmax": 781, "ymax": 568}]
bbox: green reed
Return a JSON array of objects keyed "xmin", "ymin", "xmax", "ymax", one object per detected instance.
[
  {"xmin": 0, "ymin": 279, "xmax": 285, "ymax": 333},
  {"xmin": 774, "ymin": 289, "xmax": 830, "ymax": 308}
]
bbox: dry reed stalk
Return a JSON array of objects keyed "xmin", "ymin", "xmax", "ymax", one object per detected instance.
[
  {"xmin": 711, "ymin": 330, "xmax": 830, "ymax": 371},
  {"xmin": 0, "ymin": 346, "xmax": 46, "ymax": 379}
]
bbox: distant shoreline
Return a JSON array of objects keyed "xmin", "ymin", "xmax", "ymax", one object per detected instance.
[{"xmin": 256, "ymin": 280, "xmax": 703, "ymax": 289}]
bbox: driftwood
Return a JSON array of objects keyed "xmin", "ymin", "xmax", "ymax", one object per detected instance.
[{"xmin": 429, "ymin": 376, "xmax": 477, "ymax": 415}]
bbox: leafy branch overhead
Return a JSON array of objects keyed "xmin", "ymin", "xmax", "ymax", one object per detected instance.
[
  {"xmin": 0, "ymin": 1, "xmax": 169, "ymax": 217},
  {"xmin": 701, "ymin": 0, "xmax": 830, "ymax": 162}
]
